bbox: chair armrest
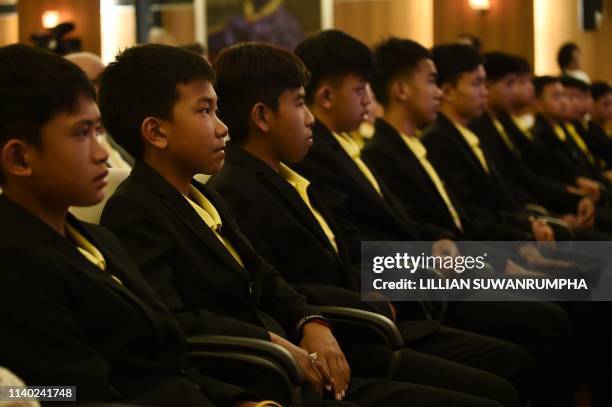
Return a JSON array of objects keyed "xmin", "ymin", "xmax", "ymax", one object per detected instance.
[
  {"xmin": 525, "ymin": 203, "xmax": 550, "ymax": 216},
  {"xmin": 186, "ymin": 335, "xmax": 303, "ymax": 383},
  {"xmin": 186, "ymin": 335, "xmax": 302, "ymax": 406},
  {"xmin": 317, "ymin": 306, "xmax": 404, "ymax": 349}
]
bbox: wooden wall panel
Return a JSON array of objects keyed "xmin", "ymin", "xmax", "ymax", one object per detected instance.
[
  {"xmin": 433, "ymin": 0, "xmax": 534, "ymax": 68},
  {"xmin": 0, "ymin": 12, "xmax": 18, "ymax": 46},
  {"xmin": 159, "ymin": 4, "xmax": 195, "ymax": 45},
  {"xmin": 18, "ymin": 0, "xmax": 101, "ymax": 55},
  {"xmin": 333, "ymin": 0, "xmax": 433, "ymax": 47},
  {"xmin": 534, "ymin": 0, "xmax": 612, "ymax": 81}
]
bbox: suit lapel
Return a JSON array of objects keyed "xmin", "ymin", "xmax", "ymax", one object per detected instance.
[
  {"xmin": 440, "ymin": 114, "xmax": 516, "ymax": 206},
  {"xmin": 227, "ymin": 145, "xmax": 346, "ymax": 267},
  {"xmin": 438, "ymin": 114, "xmax": 491, "ymax": 176},
  {"xmin": 375, "ymin": 119, "xmax": 462, "ymax": 229},
  {"xmin": 314, "ymin": 121, "xmax": 384, "ymax": 200},
  {"xmin": 131, "ymin": 161, "xmax": 250, "ymax": 278},
  {"xmin": 314, "ymin": 121, "xmax": 414, "ymax": 230},
  {"xmin": 0, "ymin": 196, "xmax": 170, "ymax": 346},
  {"xmin": 266, "ymin": 172, "xmax": 340, "ymax": 254}
]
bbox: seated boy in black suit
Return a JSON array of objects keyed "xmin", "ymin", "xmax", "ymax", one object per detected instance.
[
  {"xmin": 585, "ymin": 81, "xmax": 612, "ymax": 168},
  {"xmin": 0, "ymin": 44, "xmax": 262, "ymax": 407},
  {"xmin": 529, "ymin": 76, "xmax": 606, "ymax": 204},
  {"xmin": 97, "ymin": 44, "xmax": 503, "ymax": 406},
  {"xmin": 421, "ymin": 44, "xmax": 558, "ymax": 242},
  {"xmin": 292, "ymin": 30, "xmax": 460, "ymax": 265},
  {"xmin": 207, "ymin": 41, "xmax": 541, "ymax": 406},
  {"xmin": 472, "ymin": 52, "xmax": 612, "ymax": 239}
]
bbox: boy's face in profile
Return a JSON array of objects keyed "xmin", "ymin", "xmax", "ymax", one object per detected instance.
[
  {"xmin": 402, "ymin": 58, "xmax": 442, "ymax": 127},
  {"xmin": 592, "ymin": 92, "xmax": 612, "ymax": 124},
  {"xmin": 565, "ymin": 87, "xmax": 589, "ymax": 121},
  {"xmin": 21, "ymin": 95, "xmax": 109, "ymax": 207},
  {"xmin": 328, "ymin": 73, "xmax": 372, "ymax": 133},
  {"xmin": 444, "ymin": 65, "xmax": 488, "ymax": 121},
  {"xmin": 267, "ymin": 86, "xmax": 315, "ymax": 163},
  {"xmin": 511, "ymin": 73, "xmax": 534, "ymax": 111},
  {"xmin": 487, "ymin": 73, "xmax": 517, "ymax": 113},
  {"xmin": 159, "ymin": 80, "xmax": 228, "ymax": 175},
  {"xmin": 536, "ymin": 82, "xmax": 567, "ymax": 122}
]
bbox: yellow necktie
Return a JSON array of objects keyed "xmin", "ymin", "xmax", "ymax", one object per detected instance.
[
  {"xmin": 455, "ymin": 123, "xmax": 490, "ymax": 173},
  {"xmin": 553, "ymin": 124, "xmax": 567, "ymax": 141},
  {"xmin": 185, "ymin": 186, "xmax": 245, "ymax": 268},
  {"xmin": 565, "ymin": 122, "xmax": 595, "ymax": 164},
  {"xmin": 333, "ymin": 132, "xmax": 383, "ymax": 196},
  {"xmin": 400, "ymin": 133, "xmax": 463, "ymax": 231},
  {"xmin": 493, "ymin": 119, "xmax": 517, "ymax": 152},
  {"xmin": 65, "ymin": 223, "xmax": 106, "ymax": 271},
  {"xmin": 511, "ymin": 115, "xmax": 534, "ymax": 141},
  {"xmin": 279, "ymin": 164, "xmax": 339, "ymax": 253},
  {"xmin": 65, "ymin": 223, "xmax": 123, "ymax": 284}
]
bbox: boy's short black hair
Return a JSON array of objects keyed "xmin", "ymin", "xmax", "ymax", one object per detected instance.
[
  {"xmin": 514, "ymin": 56, "xmax": 532, "ymax": 75},
  {"xmin": 483, "ymin": 51, "xmax": 521, "ymax": 82},
  {"xmin": 372, "ymin": 37, "xmax": 431, "ymax": 106},
  {"xmin": 294, "ymin": 29, "xmax": 375, "ymax": 104},
  {"xmin": 532, "ymin": 76, "xmax": 560, "ymax": 98},
  {"xmin": 431, "ymin": 43, "xmax": 483, "ymax": 86},
  {"xmin": 214, "ymin": 42, "xmax": 310, "ymax": 144},
  {"xmin": 560, "ymin": 75, "xmax": 590, "ymax": 93},
  {"xmin": 98, "ymin": 44, "xmax": 215, "ymax": 159},
  {"xmin": 591, "ymin": 81, "xmax": 612, "ymax": 101},
  {"xmin": 0, "ymin": 44, "xmax": 96, "ymax": 183},
  {"xmin": 557, "ymin": 42, "xmax": 578, "ymax": 70}
]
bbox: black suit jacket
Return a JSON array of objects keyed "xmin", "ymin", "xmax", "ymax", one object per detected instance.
[
  {"xmin": 208, "ymin": 144, "xmax": 394, "ymax": 316},
  {"xmin": 530, "ymin": 114, "xmax": 602, "ymax": 184},
  {"xmin": 100, "ymin": 160, "xmax": 319, "ymax": 342},
  {"xmin": 362, "ymin": 118, "xmax": 468, "ymax": 237},
  {"xmin": 290, "ymin": 120, "xmax": 454, "ymax": 263},
  {"xmin": 0, "ymin": 195, "xmax": 250, "ymax": 407},
  {"xmin": 471, "ymin": 113, "xmax": 581, "ymax": 214},
  {"xmin": 422, "ymin": 113, "xmax": 531, "ymax": 240},
  {"xmin": 582, "ymin": 120, "xmax": 612, "ymax": 169},
  {"xmin": 209, "ymin": 144, "xmax": 442, "ymax": 340},
  {"xmin": 498, "ymin": 113, "xmax": 582, "ymax": 213}
]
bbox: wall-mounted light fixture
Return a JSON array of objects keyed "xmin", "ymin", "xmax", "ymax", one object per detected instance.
[
  {"xmin": 42, "ymin": 10, "xmax": 60, "ymax": 28},
  {"xmin": 469, "ymin": 0, "xmax": 491, "ymax": 14}
]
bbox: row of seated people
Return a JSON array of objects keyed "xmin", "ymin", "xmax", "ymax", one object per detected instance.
[{"xmin": 0, "ymin": 29, "xmax": 610, "ymax": 407}]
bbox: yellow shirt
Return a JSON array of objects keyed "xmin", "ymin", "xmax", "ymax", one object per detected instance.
[
  {"xmin": 350, "ymin": 121, "xmax": 376, "ymax": 150},
  {"xmin": 400, "ymin": 132, "xmax": 463, "ymax": 231},
  {"xmin": 564, "ymin": 122, "xmax": 595, "ymax": 164},
  {"xmin": 553, "ymin": 124, "xmax": 567, "ymax": 141},
  {"xmin": 510, "ymin": 115, "xmax": 534, "ymax": 141},
  {"xmin": 184, "ymin": 185, "xmax": 245, "ymax": 268},
  {"xmin": 279, "ymin": 164, "xmax": 339, "ymax": 253},
  {"xmin": 65, "ymin": 223, "xmax": 124, "ymax": 285},
  {"xmin": 332, "ymin": 132, "xmax": 383, "ymax": 196},
  {"xmin": 65, "ymin": 223, "xmax": 106, "ymax": 271},
  {"xmin": 455, "ymin": 123, "xmax": 490, "ymax": 173},
  {"xmin": 493, "ymin": 119, "xmax": 517, "ymax": 152}
]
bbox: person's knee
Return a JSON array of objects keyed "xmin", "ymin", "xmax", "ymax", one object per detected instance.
[
  {"xmin": 525, "ymin": 301, "xmax": 572, "ymax": 350},
  {"xmin": 482, "ymin": 374, "xmax": 522, "ymax": 407}
]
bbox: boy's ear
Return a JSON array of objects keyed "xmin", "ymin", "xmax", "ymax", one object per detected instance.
[
  {"xmin": 251, "ymin": 103, "xmax": 271, "ymax": 133},
  {"xmin": 314, "ymin": 85, "xmax": 334, "ymax": 110},
  {"xmin": 440, "ymin": 82, "xmax": 455, "ymax": 103},
  {"xmin": 141, "ymin": 117, "xmax": 168, "ymax": 150},
  {"xmin": 391, "ymin": 79, "xmax": 411, "ymax": 103},
  {"xmin": 1, "ymin": 139, "xmax": 33, "ymax": 178}
]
